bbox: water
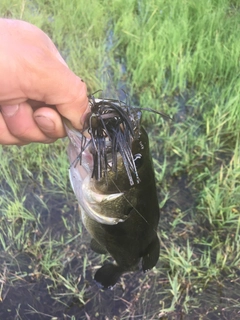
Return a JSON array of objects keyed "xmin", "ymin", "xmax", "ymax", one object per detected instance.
[{"xmin": 1, "ymin": 165, "xmax": 239, "ymax": 319}]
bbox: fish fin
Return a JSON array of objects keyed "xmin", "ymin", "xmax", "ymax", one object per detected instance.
[
  {"xmin": 142, "ymin": 236, "xmax": 160, "ymax": 272},
  {"xmin": 94, "ymin": 263, "xmax": 123, "ymax": 289},
  {"xmin": 90, "ymin": 239, "xmax": 108, "ymax": 254}
]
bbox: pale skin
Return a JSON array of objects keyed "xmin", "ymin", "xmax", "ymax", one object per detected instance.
[{"xmin": 0, "ymin": 19, "xmax": 89, "ymax": 145}]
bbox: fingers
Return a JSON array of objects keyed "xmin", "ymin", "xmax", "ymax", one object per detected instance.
[
  {"xmin": 27, "ymin": 60, "xmax": 90, "ymax": 130},
  {"xmin": 0, "ymin": 102, "xmax": 66, "ymax": 145},
  {"xmin": 0, "ymin": 19, "xmax": 90, "ymax": 145},
  {"xmin": 33, "ymin": 106, "xmax": 66, "ymax": 138},
  {"xmin": 7, "ymin": 20, "xmax": 90, "ymax": 130},
  {"xmin": 0, "ymin": 111, "xmax": 22, "ymax": 145},
  {"xmin": 54, "ymin": 76, "xmax": 90, "ymax": 129}
]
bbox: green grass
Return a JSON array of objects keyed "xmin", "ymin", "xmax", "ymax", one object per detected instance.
[{"xmin": 1, "ymin": 0, "xmax": 240, "ymax": 319}]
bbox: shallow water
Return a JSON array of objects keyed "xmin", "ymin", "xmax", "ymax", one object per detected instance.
[
  {"xmin": 1, "ymin": 109, "xmax": 240, "ymax": 320},
  {"xmin": 0, "ymin": 169, "xmax": 239, "ymax": 320}
]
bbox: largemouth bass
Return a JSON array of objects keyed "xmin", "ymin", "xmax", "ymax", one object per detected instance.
[{"xmin": 64, "ymin": 97, "xmax": 161, "ymax": 289}]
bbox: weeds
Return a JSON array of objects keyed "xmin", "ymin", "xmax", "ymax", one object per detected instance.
[{"xmin": 1, "ymin": 0, "xmax": 240, "ymax": 319}]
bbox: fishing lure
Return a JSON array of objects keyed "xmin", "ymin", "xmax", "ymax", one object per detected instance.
[{"xmin": 75, "ymin": 94, "xmax": 170, "ymax": 186}]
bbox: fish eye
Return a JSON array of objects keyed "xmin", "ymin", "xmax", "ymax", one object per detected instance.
[{"xmin": 133, "ymin": 153, "xmax": 143, "ymax": 169}]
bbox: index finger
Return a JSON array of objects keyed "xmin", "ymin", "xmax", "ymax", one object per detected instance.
[{"xmin": 26, "ymin": 58, "xmax": 90, "ymax": 129}]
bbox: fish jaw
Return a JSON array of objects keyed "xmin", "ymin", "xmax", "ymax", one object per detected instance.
[
  {"xmin": 67, "ymin": 138, "xmax": 128, "ymax": 225},
  {"xmin": 80, "ymin": 175, "xmax": 128, "ymax": 225}
]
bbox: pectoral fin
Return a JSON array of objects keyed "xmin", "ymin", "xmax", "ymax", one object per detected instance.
[
  {"xmin": 142, "ymin": 236, "xmax": 160, "ymax": 272},
  {"xmin": 90, "ymin": 239, "xmax": 108, "ymax": 254}
]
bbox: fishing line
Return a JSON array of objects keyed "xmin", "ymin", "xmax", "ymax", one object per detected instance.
[
  {"xmin": 110, "ymin": 178, "xmax": 148, "ymax": 225},
  {"xmin": 110, "ymin": 178, "xmax": 160, "ymax": 236}
]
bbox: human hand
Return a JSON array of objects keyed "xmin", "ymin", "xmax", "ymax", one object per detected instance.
[{"xmin": 0, "ymin": 19, "xmax": 89, "ymax": 145}]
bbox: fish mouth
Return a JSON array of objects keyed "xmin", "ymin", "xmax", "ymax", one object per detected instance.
[
  {"xmin": 64, "ymin": 98, "xmax": 143, "ymax": 186},
  {"xmin": 80, "ymin": 174, "xmax": 129, "ymax": 224},
  {"xmin": 64, "ymin": 118, "xmax": 128, "ymax": 225},
  {"xmin": 69, "ymin": 154, "xmax": 128, "ymax": 225}
]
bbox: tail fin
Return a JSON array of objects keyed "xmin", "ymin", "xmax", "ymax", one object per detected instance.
[{"xmin": 94, "ymin": 263, "xmax": 123, "ymax": 289}]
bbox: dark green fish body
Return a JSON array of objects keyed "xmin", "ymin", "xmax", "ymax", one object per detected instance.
[{"xmin": 64, "ymin": 98, "xmax": 160, "ymax": 289}]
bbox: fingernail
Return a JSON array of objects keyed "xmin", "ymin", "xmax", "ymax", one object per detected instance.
[
  {"xmin": 1, "ymin": 105, "xmax": 19, "ymax": 116},
  {"xmin": 34, "ymin": 116, "xmax": 55, "ymax": 132}
]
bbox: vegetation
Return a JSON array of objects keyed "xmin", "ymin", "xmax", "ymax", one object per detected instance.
[{"xmin": 0, "ymin": 0, "xmax": 240, "ymax": 319}]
